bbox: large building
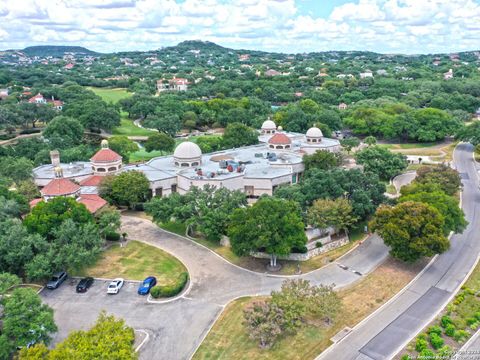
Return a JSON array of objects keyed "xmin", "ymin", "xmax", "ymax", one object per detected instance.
[{"xmin": 32, "ymin": 121, "xmax": 340, "ymax": 199}]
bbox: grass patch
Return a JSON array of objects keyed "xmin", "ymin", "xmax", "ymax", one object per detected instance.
[
  {"xmin": 73, "ymin": 240, "xmax": 187, "ymax": 286},
  {"xmin": 160, "ymin": 221, "xmax": 187, "ymax": 236},
  {"xmin": 129, "ymin": 148, "xmax": 164, "ymax": 162},
  {"xmin": 112, "ymin": 114, "xmax": 156, "ymax": 137},
  {"xmin": 386, "ymin": 183, "xmax": 397, "ymax": 195},
  {"xmin": 193, "ymin": 258, "xmax": 423, "ymax": 360},
  {"xmin": 349, "ymin": 220, "xmax": 369, "ymax": 242},
  {"xmin": 87, "ymin": 87, "xmax": 132, "ymax": 104}
]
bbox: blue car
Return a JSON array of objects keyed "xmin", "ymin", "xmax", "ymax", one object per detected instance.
[{"xmin": 138, "ymin": 276, "xmax": 157, "ymax": 295}]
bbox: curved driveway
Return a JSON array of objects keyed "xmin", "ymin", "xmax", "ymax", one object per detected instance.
[
  {"xmin": 319, "ymin": 143, "xmax": 480, "ymax": 360},
  {"xmin": 118, "ymin": 217, "xmax": 388, "ymax": 359}
]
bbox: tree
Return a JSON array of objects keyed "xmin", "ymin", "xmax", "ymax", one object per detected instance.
[
  {"xmin": 19, "ymin": 312, "xmax": 136, "ymax": 360},
  {"xmin": 364, "ymin": 136, "xmax": 377, "ymax": 146},
  {"xmin": 222, "ymin": 122, "xmax": 259, "ymax": 148},
  {"xmin": 143, "ymin": 114, "xmax": 181, "ymax": 137},
  {"xmin": 243, "ymin": 301, "xmax": 285, "ymax": 349},
  {"xmin": 399, "ymin": 184, "xmax": 467, "ymax": 235},
  {"xmin": 303, "ymin": 150, "xmax": 342, "ymax": 171},
  {"xmin": 276, "ymin": 168, "xmax": 386, "ymax": 220},
  {"xmin": 340, "ymin": 137, "xmax": 360, "ymax": 153},
  {"xmin": 369, "ymin": 201, "xmax": 450, "ymax": 262},
  {"xmin": 107, "ymin": 136, "xmax": 138, "ymax": 161},
  {"xmin": 16, "ymin": 180, "xmax": 41, "ymax": 201},
  {"xmin": 307, "ymin": 198, "xmax": 358, "ymax": 235},
  {"xmin": 24, "ymin": 197, "xmax": 93, "ymax": 239},
  {"xmin": 66, "ymin": 99, "xmax": 120, "ymax": 131},
  {"xmin": 2, "ymin": 288, "xmax": 57, "ymax": 352},
  {"xmin": 144, "ymin": 133, "xmax": 175, "ymax": 153},
  {"xmin": 412, "ymin": 108, "xmax": 461, "ymax": 142},
  {"xmin": 0, "ymin": 272, "xmax": 21, "ymax": 294},
  {"xmin": 456, "ymin": 121, "xmax": 480, "ymax": 146},
  {"xmin": 42, "ymin": 116, "xmax": 84, "ymax": 149},
  {"xmin": 355, "ymin": 146, "xmax": 408, "ymax": 181},
  {"xmin": 228, "ymin": 197, "xmax": 307, "ymax": 268},
  {"xmin": 415, "ymin": 164, "xmax": 461, "ymax": 196},
  {"xmin": 96, "ymin": 206, "xmax": 121, "ymax": 238},
  {"xmin": 145, "ymin": 186, "xmax": 247, "ymax": 242},
  {"xmin": 100, "ymin": 171, "xmax": 150, "ymax": 209},
  {"xmin": 0, "ymin": 157, "xmax": 33, "ymax": 184}
]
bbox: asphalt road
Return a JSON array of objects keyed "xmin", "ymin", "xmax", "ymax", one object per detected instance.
[
  {"xmin": 319, "ymin": 143, "xmax": 480, "ymax": 360},
  {"xmin": 41, "ymin": 217, "xmax": 388, "ymax": 360}
]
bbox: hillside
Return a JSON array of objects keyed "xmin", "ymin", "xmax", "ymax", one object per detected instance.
[{"xmin": 22, "ymin": 45, "xmax": 99, "ymax": 57}]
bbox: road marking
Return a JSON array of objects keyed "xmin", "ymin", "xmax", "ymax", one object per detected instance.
[{"xmin": 134, "ymin": 329, "xmax": 149, "ymax": 353}]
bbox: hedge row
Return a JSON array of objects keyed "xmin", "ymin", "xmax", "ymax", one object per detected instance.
[{"xmin": 150, "ymin": 272, "xmax": 189, "ymax": 298}]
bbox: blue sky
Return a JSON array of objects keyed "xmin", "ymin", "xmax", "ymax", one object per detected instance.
[{"xmin": 0, "ymin": 0, "xmax": 479, "ymax": 54}]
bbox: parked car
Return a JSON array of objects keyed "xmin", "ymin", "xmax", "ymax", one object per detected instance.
[
  {"xmin": 107, "ymin": 278, "xmax": 124, "ymax": 294},
  {"xmin": 46, "ymin": 271, "xmax": 67, "ymax": 289},
  {"xmin": 137, "ymin": 276, "xmax": 157, "ymax": 295},
  {"xmin": 76, "ymin": 277, "xmax": 94, "ymax": 293}
]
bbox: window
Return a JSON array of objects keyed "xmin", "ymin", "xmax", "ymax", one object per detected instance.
[
  {"xmin": 97, "ymin": 168, "xmax": 106, "ymax": 172},
  {"xmin": 181, "ymin": 163, "xmax": 189, "ymax": 167},
  {"xmin": 292, "ymin": 174, "xmax": 297, "ymax": 184},
  {"xmin": 108, "ymin": 167, "xmax": 117, "ymax": 172},
  {"xmin": 276, "ymin": 145, "xmax": 283, "ymax": 149},
  {"xmin": 191, "ymin": 162, "xmax": 199, "ymax": 167},
  {"xmin": 307, "ymin": 138, "xmax": 311, "ymax": 143},
  {"xmin": 171, "ymin": 185, "xmax": 177, "ymax": 193},
  {"xmin": 175, "ymin": 162, "xmax": 179, "ymax": 166},
  {"xmin": 269, "ymin": 144, "xmax": 274, "ymax": 149},
  {"xmin": 155, "ymin": 188, "xmax": 163, "ymax": 197},
  {"xmin": 285, "ymin": 145, "xmax": 291, "ymax": 149}
]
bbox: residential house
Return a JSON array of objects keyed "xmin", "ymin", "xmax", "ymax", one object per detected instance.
[
  {"xmin": 444, "ymin": 69, "xmax": 453, "ymax": 80},
  {"xmin": 157, "ymin": 77, "xmax": 189, "ymax": 92},
  {"xmin": 338, "ymin": 103, "xmax": 348, "ymax": 110},
  {"xmin": 28, "ymin": 93, "xmax": 47, "ymax": 104},
  {"xmin": 265, "ymin": 69, "xmax": 282, "ymax": 77},
  {"xmin": 0, "ymin": 88, "xmax": 8, "ymax": 100},
  {"xmin": 360, "ymin": 70, "xmax": 373, "ymax": 79}
]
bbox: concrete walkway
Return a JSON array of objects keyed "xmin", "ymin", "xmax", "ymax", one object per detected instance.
[{"xmin": 118, "ymin": 216, "xmax": 389, "ymax": 359}]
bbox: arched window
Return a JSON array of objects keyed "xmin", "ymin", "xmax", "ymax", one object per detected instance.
[
  {"xmin": 181, "ymin": 163, "xmax": 190, "ymax": 167},
  {"xmin": 175, "ymin": 162, "xmax": 179, "ymax": 166},
  {"xmin": 97, "ymin": 168, "xmax": 106, "ymax": 172},
  {"xmin": 285, "ymin": 145, "xmax": 291, "ymax": 149},
  {"xmin": 276, "ymin": 145, "xmax": 283, "ymax": 149},
  {"xmin": 108, "ymin": 167, "xmax": 117, "ymax": 172},
  {"xmin": 269, "ymin": 144, "xmax": 275, "ymax": 149},
  {"xmin": 307, "ymin": 138, "xmax": 311, "ymax": 143},
  {"xmin": 191, "ymin": 162, "xmax": 199, "ymax": 167}
]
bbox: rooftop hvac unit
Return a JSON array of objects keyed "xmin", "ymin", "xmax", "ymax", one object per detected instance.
[
  {"xmin": 219, "ymin": 160, "xmax": 227, "ymax": 169},
  {"xmin": 254, "ymin": 153, "xmax": 263, "ymax": 158}
]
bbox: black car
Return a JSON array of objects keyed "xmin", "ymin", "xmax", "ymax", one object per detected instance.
[
  {"xmin": 76, "ymin": 277, "xmax": 94, "ymax": 293},
  {"xmin": 46, "ymin": 271, "xmax": 67, "ymax": 289}
]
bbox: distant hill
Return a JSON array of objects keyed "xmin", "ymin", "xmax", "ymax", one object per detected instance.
[
  {"xmin": 22, "ymin": 45, "xmax": 100, "ymax": 57},
  {"xmin": 164, "ymin": 40, "xmax": 232, "ymax": 53}
]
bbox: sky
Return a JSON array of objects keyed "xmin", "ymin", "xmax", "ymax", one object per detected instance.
[{"xmin": 0, "ymin": 0, "xmax": 480, "ymax": 54}]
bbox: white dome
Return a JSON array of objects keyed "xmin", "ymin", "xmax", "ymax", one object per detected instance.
[
  {"xmin": 261, "ymin": 119, "xmax": 276, "ymax": 130},
  {"xmin": 174, "ymin": 141, "xmax": 202, "ymax": 160},
  {"xmin": 306, "ymin": 126, "xmax": 323, "ymax": 138}
]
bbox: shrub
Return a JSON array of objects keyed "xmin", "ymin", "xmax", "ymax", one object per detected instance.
[
  {"xmin": 134, "ymin": 203, "xmax": 145, "ymax": 211},
  {"xmin": 0, "ymin": 134, "xmax": 15, "ymax": 140},
  {"xmin": 475, "ymin": 312, "xmax": 480, "ymax": 321},
  {"xmin": 316, "ymin": 241, "xmax": 323, "ymax": 248},
  {"xmin": 453, "ymin": 329, "xmax": 469, "ymax": 342},
  {"xmin": 415, "ymin": 337, "xmax": 428, "ymax": 352},
  {"xmin": 429, "ymin": 333, "xmax": 444, "ymax": 350},
  {"xmin": 150, "ymin": 272, "xmax": 188, "ymax": 298},
  {"xmin": 428, "ymin": 325, "xmax": 442, "ymax": 336},
  {"xmin": 441, "ymin": 315, "xmax": 453, "ymax": 328},
  {"xmin": 437, "ymin": 345, "xmax": 453, "ymax": 358},
  {"xmin": 89, "ymin": 127, "xmax": 101, "ymax": 134},
  {"xmin": 418, "ymin": 348, "xmax": 435, "ymax": 359},
  {"xmin": 401, "ymin": 355, "xmax": 412, "ymax": 360},
  {"xmin": 445, "ymin": 324, "xmax": 456, "ymax": 337},
  {"xmin": 467, "ymin": 317, "xmax": 478, "ymax": 326},
  {"xmin": 105, "ymin": 231, "xmax": 120, "ymax": 241}
]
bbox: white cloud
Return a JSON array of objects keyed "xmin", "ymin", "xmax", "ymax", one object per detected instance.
[{"xmin": 0, "ymin": 0, "xmax": 479, "ymax": 53}]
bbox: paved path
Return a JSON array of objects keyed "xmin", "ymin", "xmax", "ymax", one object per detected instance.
[
  {"xmin": 392, "ymin": 171, "xmax": 417, "ymax": 193},
  {"xmin": 319, "ymin": 143, "xmax": 480, "ymax": 360},
  {"xmin": 116, "ymin": 217, "xmax": 388, "ymax": 359}
]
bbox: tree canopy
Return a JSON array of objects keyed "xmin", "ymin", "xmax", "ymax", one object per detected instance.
[
  {"xmin": 355, "ymin": 145, "xmax": 408, "ymax": 181},
  {"xmin": 99, "ymin": 171, "xmax": 150, "ymax": 209},
  {"xmin": 370, "ymin": 201, "xmax": 450, "ymax": 262},
  {"xmin": 228, "ymin": 197, "xmax": 307, "ymax": 267}
]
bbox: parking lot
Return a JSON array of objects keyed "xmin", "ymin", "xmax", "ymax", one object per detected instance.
[{"xmin": 39, "ymin": 277, "xmax": 223, "ymax": 360}]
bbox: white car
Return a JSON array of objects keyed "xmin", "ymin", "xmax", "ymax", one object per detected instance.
[{"xmin": 107, "ymin": 278, "xmax": 124, "ymax": 294}]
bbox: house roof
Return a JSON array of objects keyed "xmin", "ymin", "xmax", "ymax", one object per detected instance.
[
  {"xmin": 79, "ymin": 175, "xmax": 104, "ymax": 187},
  {"xmin": 28, "ymin": 93, "xmax": 44, "ymax": 103},
  {"xmin": 41, "ymin": 178, "xmax": 80, "ymax": 196},
  {"xmin": 268, "ymin": 133, "xmax": 292, "ymax": 145},
  {"xmin": 29, "ymin": 198, "xmax": 43, "ymax": 208},
  {"xmin": 90, "ymin": 148, "xmax": 122, "ymax": 163},
  {"xmin": 78, "ymin": 194, "xmax": 107, "ymax": 213}
]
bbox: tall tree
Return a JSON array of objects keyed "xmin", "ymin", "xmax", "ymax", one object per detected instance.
[
  {"xmin": 370, "ymin": 201, "xmax": 450, "ymax": 262},
  {"xmin": 43, "ymin": 116, "xmax": 84, "ymax": 149},
  {"xmin": 144, "ymin": 133, "xmax": 175, "ymax": 153},
  {"xmin": 228, "ymin": 197, "xmax": 307, "ymax": 268},
  {"xmin": 355, "ymin": 146, "xmax": 408, "ymax": 181},
  {"xmin": 100, "ymin": 171, "xmax": 150, "ymax": 209},
  {"xmin": 107, "ymin": 136, "xmax": 138, "ymax": 161},
  {"xmin": 307, "ymin": 198, "xmax": 358, "ymax": 235},
  {"xmin": 303, "ymin": 150, "xmax": 342, "ymax": 171},
  {"xmin": 415, "ymin": 164, "xmax": 462, "ymax": 196},
  {"xmin": 222, "ymin": 122, "xmax": 258, "ymax": 148}
]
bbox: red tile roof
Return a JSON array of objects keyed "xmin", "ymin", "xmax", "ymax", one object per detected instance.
[
  {"xmin": 268, "ymin": 133, "xmax": 292, "ymax": 145},
  {"xmin": 29, "ymin": 198, "xmax": 43, "ymax": 208},
  {"xmin": 28, "ymin": 93, "xmax": 44, "ymax": 103},
  {"xmin": 79, "ymin": 175, "xmax": 104, "ymax": 187},
  {"xmin": 90, "ymin": 148, "xmax": 122, "ymax": 163},
  {"xmin": 41, "ymin": 178, "xmax": 80, "ymax": 196},
  {"xmin": 78, "ymin": 194, "xmax": 107, "ymax": 213}
]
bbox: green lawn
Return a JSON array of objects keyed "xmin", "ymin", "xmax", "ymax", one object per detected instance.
[
  {"xmin": 112, "ymin": 114, "xmax": 156, "ymax": 137},
  {"xmin": 378, "ymin": 142, "xmax": 439, "ymax": 150},
  {"xmin": 87, "ymin": 87, "xmax": 132, "ymax": 104},
  {"xmin": 74, "ymin": 240, "xmax": 187, "ymax": 286},
  {"xmin": 129, "ymin": 148, "xmax": 164, "ymax": 162}
]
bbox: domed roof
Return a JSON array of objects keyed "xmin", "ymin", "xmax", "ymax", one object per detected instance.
[
  {"xmin": 306, "ymin": 126, "xmax": 323, "ymax": 138},
  {"xmin": 174, "ymin": 141, "xmax": 202, "ymax": 160},
  {"xmin": 268, "ymin": 133, "xmax": 292, "ymax": 145},
  {"xmin": 261, "ymin": 119, "xmax": 276, "ymax": 130},
  {"xmin": 91, "ymin": 148, "xmax": 122, "ymax": 163}
]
